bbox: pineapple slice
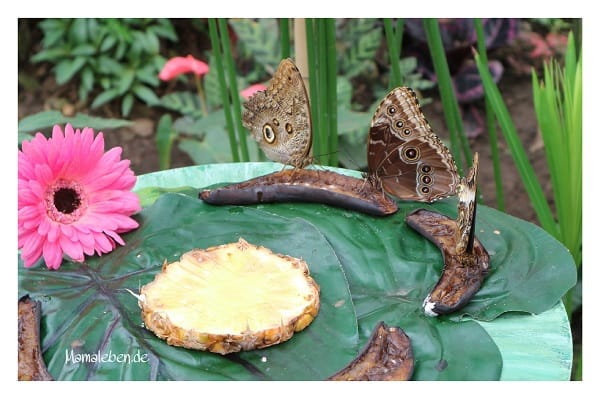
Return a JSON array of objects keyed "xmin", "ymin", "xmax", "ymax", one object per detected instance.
[{"xmin": 137, "ymin": 238, "xmax": 320, "ymax": 355}]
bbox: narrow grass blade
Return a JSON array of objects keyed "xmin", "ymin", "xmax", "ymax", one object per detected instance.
[
  {"xmin": 317, "ymin": 19, "xmax": 329, "ymax": 164},
  {"xmin": 326, "ymin": 18, "xmax": 338, "ymax": 166},
  {"xmin": 422, "ymin": 18, "xmax": 471, "ymax": 173},
  {"xmin": 208, "ymin": 18, "xmax": 240, "ymax": 162},
  {"xmin": 474, "ymin": 50, "xmax": 558, "ymax": 238},
  {"xmin": 305, "ymin": 19, "xmax": 322, "ymax": 160},
  {"xmin": 383, "ymin": 18, "xmax": 403, "ymax": 88},
  {"xmin": 474, "ymin": 18, "xmax": 505, "ymax": 210},
  {"xmin": 218, "ymin": 18, "xmax": 250, "ymax": 162}
]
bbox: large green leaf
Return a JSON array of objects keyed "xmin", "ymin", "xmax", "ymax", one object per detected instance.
[
  {"xmin": 18, "ymin": 111, "xmax": 132, "ymax": 135},
  {"xmin": 18, "ymin": 164, "xmax": 576, "ymax": 380},
  {"xmin": 272, "ymin": 199, "xmax": 576, "ymax": 322},
  {"xmin": 18, "ymin": 194, "xmax": 359, "ymax": 381}
]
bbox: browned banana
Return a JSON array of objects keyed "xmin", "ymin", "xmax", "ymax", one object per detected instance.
[
  {"xmin": 405, "ymin": 208, "xmax": 490, "ymax": 316},
  {"xmin": 199, "ymin": 168, "xmax": 398, "ymax": 216},
  {"xmin": 405, "ymin": 153, "xmax": 489, "ymax": 316},
  {"xmin": 18, "ymin": 295, "xmax": 53, "ymax": 381},
  {"xmin": 328, "ymin": 321, "xmax": 414, "ymax": 381}
]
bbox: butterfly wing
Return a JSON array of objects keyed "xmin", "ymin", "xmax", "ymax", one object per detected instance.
[
  {"xmin": 367, "ymin": 87, "xmax": 459, "ymax": 202},
  {"xmin": 455, "ymin": 152, "xmax": 479, "ymax": 254},
  {"xmin": 242, "ymin": 58, "xmax": 312, "ymax": 168}
]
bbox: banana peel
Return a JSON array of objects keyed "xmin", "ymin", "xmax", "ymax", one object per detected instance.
[
  {"xmin": 18, "ymin": 295, "xmax": 53, "ymax": 381},
  {"xmin": 328, "ymin": 321, "xmax": 414, "ymax": 381}
]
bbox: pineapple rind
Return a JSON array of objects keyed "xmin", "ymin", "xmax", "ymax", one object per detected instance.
[{"xmin": 138, "ymin": 238, "xmax": 320, "ymax": 355}]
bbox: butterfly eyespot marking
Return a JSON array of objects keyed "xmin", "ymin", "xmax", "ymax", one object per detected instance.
[
  {"xmin": 404, "ymin": 147, "xmax": 419, "ymax": 160},
  {"xmin": 395, "ymin": 120, "xmax": 405, "ymax": 128},
  {"xmin": 262, "ymin": 124, "xmax": 276, "ymax": 143},
  {"xmin": 420, "ymin": 186, "xmax": 430, "ymax": 194},
  {"xmin": 285, "ymin": 123, "xmax": 294, "ymax": 134},
  {"xmin": 421, "ymin": 175, "xmax": 432, "ymax": 185},
  {"xmin": 402, "ymin": 128, "xmax": 411, "ymax": 136},
  {"xmin": 272, "ymin": 118, "xmax": 280, "ymax": 127},
  {"xmin": 387, "ymin": 106, "xmax": 397, "ymax": 115},
  {"xmin": 421, "ymin": 164, "xmax": 432, "ymax": 173}
]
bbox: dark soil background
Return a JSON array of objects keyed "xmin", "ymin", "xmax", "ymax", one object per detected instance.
[{"xmin": 17, "ymin": 18, "xmax": 581, "ymax": 379}]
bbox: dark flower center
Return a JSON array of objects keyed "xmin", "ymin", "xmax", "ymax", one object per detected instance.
[
  {"xmin": 54, "ymin": 187, "xmax": 81, "ymax": 214},
  {"xmin": 45, "ymin": 179, "xmax": 88, "ymax": 224}
]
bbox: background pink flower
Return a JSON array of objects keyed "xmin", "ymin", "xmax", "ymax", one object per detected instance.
[
  {"xmin": 18, "ymin": 124, "xmax": 142, "ymax": 270},
  {"xmin": 159, "ymin": 55, "xmax": 209, "ymax": 81},
  {"xmin": 240, "ymin": 83, "xmax": 268, "ymax": 100}
]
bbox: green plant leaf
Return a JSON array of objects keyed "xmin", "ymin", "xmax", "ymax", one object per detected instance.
[
  {"xmin": 121, "ymin": 93, "xmax": 134, "ymax": 117},
  {"xmin": 158, "ymin": 91, "xmax": 204, "ymax": 119},
  {"xmin": 143, "ymin": 29, "xmax": 160, "ymax": 54},
  {"xmin": 68, "ymin": 18, "xmax": 90, "ymax": 44},
  {"xmin": 18, "ymin": 131, "xmax": 34, "ymax": 146},
  {"xmin": 228, "ymin": 19, "xmax": 280, "ymax": 69},
  {"xmin": 31, "ymin": 48, "xmax": 69, "ymax": 63},
  {"xmin": 475, "ymin": 51, "xmax": 559, "ymax": 238},
  {"xmin": 132, "ymin": 84, "xmax": 160, "ymax": 106},
  {"xmin": 18, "ymin": 110, "xmax": 132, "ymax": 134},
  {"xmin": 203, "ymin": 58, "xmax": 223, "ymax": 109},
  {"xmin": 38, "ymin": 19, "xmax": 68, "ymax": 48},
  {"xmin": 19, "ymin": 194, "xmax": 359, "ymax": 381},
  {"xmin": 135, "ymin": 65, "xmax": 160, "ymax": 87},
  {"xmin": 55, "ymin": 57, "xmax": 87, "ymax": 85},
  {"xmin": 156, "ymin": 114, "xmax": 175, "ymax": 170},
  {"xmin": 100, "ymin": 34, "xmax": 118, "ymax": 52},
  {"xmin": 116, "ymin": 69, "xmax": 135, "ymax": 95},
  {"xmin": 91, "ymin": 88, "xmax": 120, "ymax": 109},
  {"xmin": 338, "ymin": 19, "xmax": 382, "ymax": 78},
  {"xmin": 96, "ymin": 55, "xmax": 124, "ymax": 75},
  {"xmin": 77, "ymin": 84, "xmax": 90, "ymax": 103},
  {"xmin": 336, "ymin": 75, "xmax": 353, "ymax": 107},
  {"xmin": 149, "ymin": 20, "xmax": 178, "ymax": 41},
  {"xmin": 71, "ymin": 44, "xmax": 96, "ymax": 56},
  {"xmin": 19, "ymin": 160, "xmax": 576, "ymax": 380},
  {"xmin": 177, "ymin": 136, "xmax": 233, "ymax": 164},
  {"xmin": 270, "ymin": 198, "xmax": 576, "ymax": 323},
  {"xmin": 80, "ymin": 66, "xmax": 95, "ymax": 92}
]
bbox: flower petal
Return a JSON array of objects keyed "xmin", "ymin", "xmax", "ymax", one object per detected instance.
[
  {"xmin": 60, "ymin": 234, "xmax": 84, "ymax": 263},
  {"xmin": 241, "ymin": 83, "xmax": 268, "ymax": 100},
  {"xmin": 42, "ymin": 240, "xmax": 63, "ymax": 270},
  {"xmin": 159, "ymin": 55, "xmax": 209, "ymax": 80}
]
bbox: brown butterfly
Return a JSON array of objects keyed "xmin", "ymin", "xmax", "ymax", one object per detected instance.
[
  {"xmin": 242, "ymin": 58, "xmax": 312, "ymax": 169},
  {"xmin": 367, "ymin": 87, "xmax": 460, "ymax": 202}
]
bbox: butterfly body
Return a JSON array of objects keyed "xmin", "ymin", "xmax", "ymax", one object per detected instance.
[
  {"xmin": 368, "ymin": 87, "xmax": 460, "ymax": 202},
  {"xmin": 242, "ymin": 59, "xmax": 312, "ymax": 168}
]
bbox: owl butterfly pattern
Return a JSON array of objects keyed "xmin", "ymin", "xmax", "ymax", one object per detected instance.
[
  {"xmin": 242, "ymin": 58, "xmax": 312, "ymax": 169},
  {"xmin": 367, "ymin": 87, "xmax": 460, "ymax": 202}
]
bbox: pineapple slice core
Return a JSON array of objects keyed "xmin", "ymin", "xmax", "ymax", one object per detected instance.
[{"xmin": 138, "ymin": 238, "xmax": 320, "ymax": 354}]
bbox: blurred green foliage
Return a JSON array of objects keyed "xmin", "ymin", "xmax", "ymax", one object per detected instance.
[{"xmin": 31, "ymin": 18, "xmax": 177, "ymax": 116}]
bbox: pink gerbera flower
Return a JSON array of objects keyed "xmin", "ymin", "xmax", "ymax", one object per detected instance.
[{"xmin": 18, "ymin": 124, "xmax": 141, "ymax": 270}]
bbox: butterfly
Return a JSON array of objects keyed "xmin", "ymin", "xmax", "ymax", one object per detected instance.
[
  {"xmin": 242, "ymin": 58, "xmax": 312, "ymax": 169},
  {"xmin": 367, "ymin": 87, "xmax": 460, "ymax": 202}
]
